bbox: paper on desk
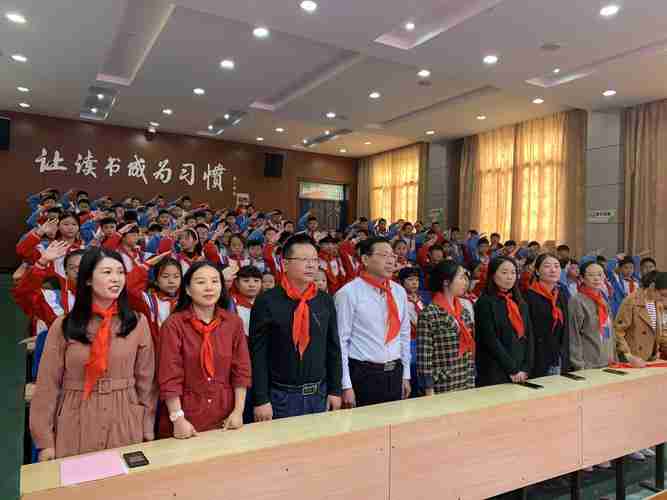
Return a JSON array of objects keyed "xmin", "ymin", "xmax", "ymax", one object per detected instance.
[{"xmin": 60, "ymin": 450, "xmax": 129, "ymax": 486}]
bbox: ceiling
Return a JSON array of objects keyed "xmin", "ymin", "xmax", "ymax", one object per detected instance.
[{"xmin": 2, "ymin": 0, "xmax": 667, "ymax": 157}]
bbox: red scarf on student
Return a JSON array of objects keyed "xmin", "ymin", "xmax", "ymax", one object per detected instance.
[
  {"xmin": 625, "ymin": 279, "xmax": 637, "ymax": 295},
  {"xmin": 83, "ymin": 302, "xmax": 118, "ymax": 399},
  {"xmin": 528, "ymin": 281, "xmax": 564, "ymax": 332},
  {"xmin": 432, "ymin": 292, "xmax": 475, "ymax": 357},
  {"xmin": 360, "ymin": 271, "xmax": 401, "ymax": 344},
  {"xmin": 188, "ymin": 310, "xmax": 222, "ymax": 378},
  {"xmin": 61, "ymin": 280, "xmax": 76, "ymax": 314},
  {"xmin": 230, "ymin": 283, "xmax": 254, "ymax": 309},
  {"xmin": 318, "ymin": 250, "xmax": 340, "ymax": 291},
  {"xmin": 497, "ymin": 291, "xmax": 525, "ymax": 338},
  {"xmin": 153, "ymin": 291, "xmax": 178, "ymax": 313},
  {"xmin": 281, "ymin": 275, "xmax": 318, "ymax": 358},
  {"xmin": 579, "ymin": 285, "xmax": 609, "ymax": 335}
]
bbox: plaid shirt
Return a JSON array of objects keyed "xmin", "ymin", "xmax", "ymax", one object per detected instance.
[{"xmin": 416, "ymin": 303, "xmax": 475, "ymax": 393}]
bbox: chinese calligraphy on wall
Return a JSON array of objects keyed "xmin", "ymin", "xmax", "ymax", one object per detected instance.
[{"xmin": 34, "ymin": 148, "xmax": 227, "ymax": 191}]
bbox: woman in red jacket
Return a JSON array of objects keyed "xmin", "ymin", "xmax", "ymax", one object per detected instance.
[{"xmin": 157, "ymin": 261, "xmax": 252, "ymax": 439}]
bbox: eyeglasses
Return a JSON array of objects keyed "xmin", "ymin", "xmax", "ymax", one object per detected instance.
[
  {"xmin": 285, "ymin": 257, "xmax": 320, "ymax": 265},
  {"xmin": 371, "ymin": 252, "xmax": 397, "ymax": 261}
]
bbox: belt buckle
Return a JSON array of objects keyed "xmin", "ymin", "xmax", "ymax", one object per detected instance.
[
  {"xmin": 98, "ymin": 378, "xmax": 112, "ymax": 394},
  {"xmin": 384, "ymin": 361, "xmax": 396, "ymax": 372},
  {"xmin": 302, "ymin": 383, "xmax": 318, "ymax": 396}
]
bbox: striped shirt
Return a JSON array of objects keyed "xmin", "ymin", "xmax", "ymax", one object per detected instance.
[{"xmin": 646, "ymin": 301, "xmax": 657, "ymax": 331}]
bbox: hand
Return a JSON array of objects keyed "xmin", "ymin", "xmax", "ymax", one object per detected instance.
[
  {"xmin": 173, "ymin": 416, "xmax": 198, "ymax": 439},
  {"xmin": 145, "ymin": 251, "xmax": 171, "ymax": 267},
  {"xmin": 39, "ymin": 241, "xmax": 70, "ymax": 263},
  {"xmin": 222, "ymin": 410, "xmax": 244, "ymax": 430},
  {"xmin": 36, "ymin": 218, "xmax": 59, "ymax": 237},
  {"xmin": 327, "ymin": 395, "xmax": 342, "ymax": 411},
  {"xmin": 628, "ymin": 355, "xmax": 647, "ymax": 368},
  {"xmin": 342, "ymin": 388, "xmax": 356, "ymax": 409},
  {"xmin": 222, "ymin": 261, "xmax": 239, "ymax": 282},
  {"xmin": 254, "ymin": 403, "xmax": 273, "ymax": 422},
  {"xmin": 402, "ymin": 379, "xmax": 411, "ymax": 399},
  {"xmin": 118, "ymin": 223, "xmax": 137, "ymax": 235},
  {"xmin": 425, "ymin": 388, "xmax": 435, "ymax": 396},
  {"xmin": 616, "ymin": 253, "xmax": 626, "ymax": 261},
  {"xmin": 38, "ymin": 448, "xmax": 55, "ymax": 462},
  {"xmin": 510, "ymin": 371, "xmax": 528, "ymax": 383}
]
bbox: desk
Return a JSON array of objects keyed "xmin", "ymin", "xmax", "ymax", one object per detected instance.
[{"xmin": 21, "ymin": 367, "xmax": 667, "ymax": 500}]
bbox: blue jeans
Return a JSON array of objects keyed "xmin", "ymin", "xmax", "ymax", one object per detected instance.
[{"xmin": 270, "ymin": 383, "xmax": 327, "ymax": 419}]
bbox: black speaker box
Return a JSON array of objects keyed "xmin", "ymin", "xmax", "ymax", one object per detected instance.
[{"xmin": 264, "ymin": 152, "xmax": 284, "ymax": 178}]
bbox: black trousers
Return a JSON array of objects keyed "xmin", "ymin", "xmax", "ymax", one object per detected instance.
[{"xmin": 349, "ymin": 359, "xmax": 403, "ymax": 407}]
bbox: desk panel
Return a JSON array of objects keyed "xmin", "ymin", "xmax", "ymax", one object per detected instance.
[{"xmin": 390, "ymin": 391, "xmax": 582, "ymax": 500}]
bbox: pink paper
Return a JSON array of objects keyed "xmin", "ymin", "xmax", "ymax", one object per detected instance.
[{"xmin": 60, "ymin": 450, "xmax": 128, "ymax": 486}]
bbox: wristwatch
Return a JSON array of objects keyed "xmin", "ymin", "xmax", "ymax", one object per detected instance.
[{"xmin": 169, "ymin": 409, "xmax": 185, "ymax": 422}]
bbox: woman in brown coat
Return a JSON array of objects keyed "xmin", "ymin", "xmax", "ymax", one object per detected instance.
[
  {"xmin": 615, "ymin": 271, "xmax": 667, "ymax": 364},
  {"xmin": 30, "ymin": 248, "xmax": 157, "ymax": 461}
]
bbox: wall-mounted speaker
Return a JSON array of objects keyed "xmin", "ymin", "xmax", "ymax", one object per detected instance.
[
  {"xmin": 0, "ymin": 117, "xmax": 10, "ymax": 151},
  {"xmin": 264, "ymin": 152, "xmax": 284, "ymax": 178}
]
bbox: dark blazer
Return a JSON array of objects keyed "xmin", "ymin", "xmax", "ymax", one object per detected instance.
[
  {"xmin": 474, "ymin": 293, "xmax": 534, "ymax": 387},
  {"xmin": 524, "ymin": 284, "xmax": 570, "ymax": 377}
]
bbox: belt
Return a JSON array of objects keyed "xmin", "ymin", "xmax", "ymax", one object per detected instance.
[
  {"xmin": 63, "ymin": 377, "xmax": 135, "ymax": 395},
  {"xmin": 350, "ymin": 359, "xmax": 401, "ymax": 372},
  {"xmin": 272, "ymin": 380, "xmax": 323, "ymax": 396}
]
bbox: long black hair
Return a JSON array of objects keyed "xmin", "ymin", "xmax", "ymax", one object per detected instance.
[
  {"xmin": 175, "ymin": 260, "xmax": 230, "ymax": 312},
  {"xmin": 484, "ymin": 256, "xmax": 524, "ymax": 304},
  {"xmin": 428, "ymin": 260, "xmax": 463, "ymax": 294},
  {"xmin": 62, "ymin": 247, "xmax": 137, "ymax": 343}
]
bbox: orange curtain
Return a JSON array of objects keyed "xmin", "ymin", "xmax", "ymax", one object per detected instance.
[
  {"xmin": 458, "ymin": 110, "xmax": 586, "ymax": 253},
  {"xmin": 623, "ymin": 99, "xmax": 667, "ymax": 267},
  {"xmin": 367, "ymin": 144, "xmax": 423, "ymax": 222}
]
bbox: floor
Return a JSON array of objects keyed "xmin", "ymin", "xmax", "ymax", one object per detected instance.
[{"xmin": 0, "ymin": 272, "xmax": 665, "ymax": 500}]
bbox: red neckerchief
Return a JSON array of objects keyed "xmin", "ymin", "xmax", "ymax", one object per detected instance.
[
  {"xmin": 230, "ymin": 283, "xmax": 254, "ymax": 309},
  {"xmin": 528, "ymin": 281, "xmax": 564, "ymax": 332},
  {"xmin": 579, "ymin": 285, "xmax": 609, "ymax": 336},
  {"xmin": 61, "ymin": 280, "xmax": 76, "ymax": 314},
  {"xmin": 360, "ymin": 271, "xmax": 401, "ymax": 344},
  {"xmin": 432, "ymin": 292, "xmax": 475, "ymax": 356},
  {"xmin": 625, "ymin": 279, "xmax": 637, "ymax": 295},
  {"xmin": 497, "ymin": 291, "xmax": 525, "ymax": 338},
  {"xmin": 152, "ymin": 290, "xmax": 178, "ymax": 314}
]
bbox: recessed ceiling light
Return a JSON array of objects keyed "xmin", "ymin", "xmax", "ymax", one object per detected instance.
[
  {"xmin": 220, "ymin": 59, "xmax": 235, "ymax": 70},
  {"xmin": 275, "ymin": 127, "xmax": 285, "ymax": 133},
  {"xmin": 148, "ymin": 126, "xmax": 157, "ymax": 134},
  {"xmin": 162, "ymin": 108, "xmax": 173, "ymax": 115},
  {"xmin": 326, "ymin": 111, "xmax": 336, "ymax": 119},
  {"xmin": 5, "ymin": 12, "xmax": 26, "ymax": 24},
  {"xmin": 404, "ymin": 22, "xmax": 415, "ymax": 31},
  {"xmin": 483, "ymin": 54, "xmax": 499, "ymax": 65},
  {"xmin": 532, "ymin": 98, "xmax": 545, "ymax": 104},
  {"xmin": 253, "ymin": 26, "xmax": 270, "ymax": 38},
  {"xmin": 369, "ymin": 91, "xmax": 381, "ymax": 99},
  {"xmin": 600, "ymin": 4, "xmax": 620, "ymax": 17},
  {"xmin": 364, "ymin": 141, "xmax": 372, "ymax": 145},
  {"xmin": 477, "ymin": 115, "xmax": 487, "ymax": 120},
  {"xmin": 257, "ymin": 137, "xmax": 264, "ymax": 142},
  {"xmin": 91, "ymin": 107, "xmax": 98, "ymax": 114},
  {"xmin": 17, "ymin": 86, "xmax": 29, "ymax": 93},
  {"xmin": 208, "ymin": 125, "xmax": 214, "ymax": 131},
  {"xmin": 97, "ymin": 93, "xmax": 105, "ymax": 101},
  {"xmin": 11, "ymin": 54, "xmax": 27, "ymax": 63},
  {"xmin": 339, "ymin": 148, "xmax": 347, "ymax": 153},
  {"xmin": 324, "ymin": 130, "xmax": 330, "ymax": 135},
  {"xmin": 19, "ymin": 102, "xmax": 30, "ymax": 108},
  {"xmin": 193, "ymin": 88, "xmax": 205, "ymax": 95},
  {"xmin": 150, "ymin": 122, "xmax": 160, "ymax": 127},
  {"xmin": 417, "ymin": 69, "xmax": 431, "ymax": 78},
  {"xmin": 425, "ymin": 130, "xmax": 435, "ymax": 135},
  {"xmin": 603, "ymin": 89, "xmax": 617, "ymax": 97},
  {"xmin": 223, "ymin": 113, "xmax": 230, "ymax": 120},
  {"xmin": 553, "ymin": 68, "xmax": 561, "ymax": 74},
  {"xmin": 300, "ymin": 1, "xmax": 318, "ymax": 13},
  {"xmin": 303, "ymin": 139, "xmax": 308, "ymax": 143}
]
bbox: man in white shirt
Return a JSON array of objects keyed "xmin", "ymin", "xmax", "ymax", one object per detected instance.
[{"xmin": 335, "ymin": 237, "xmax": 411, "ymax": 408}]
